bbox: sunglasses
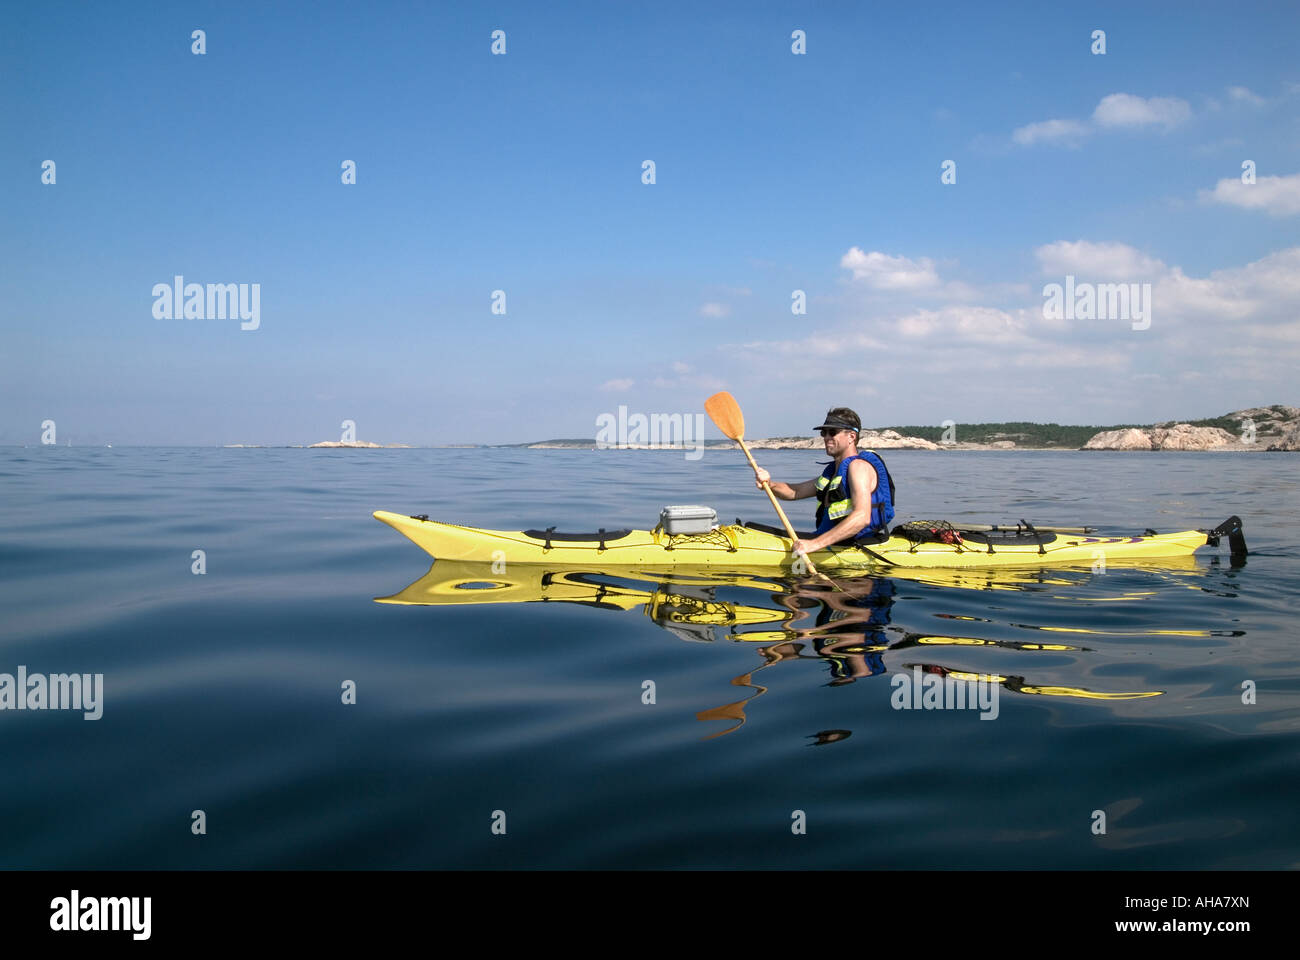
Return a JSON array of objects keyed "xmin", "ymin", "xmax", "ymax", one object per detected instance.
[{"xmin": 819, "ymin": 428, "xmax": 849, "ymax": 438}]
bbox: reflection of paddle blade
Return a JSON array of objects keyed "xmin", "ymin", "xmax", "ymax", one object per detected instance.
[
  {"xmin": 696, "ymin": 676, "xmax": 769, "ymax": 740},
  {"xmin": 696, "ymin": 699, "xmax": 748, "ymax": 739}
]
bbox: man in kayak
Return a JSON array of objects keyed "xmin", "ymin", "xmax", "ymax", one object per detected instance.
[{"xmin": 753, "ymin": 407, "xmax": 895, "ymax": 556}]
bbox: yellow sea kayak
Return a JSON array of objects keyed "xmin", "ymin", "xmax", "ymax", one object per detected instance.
[{"xmin": 373, "ymin": 511, "xmax": 1246, "ymax": 571}]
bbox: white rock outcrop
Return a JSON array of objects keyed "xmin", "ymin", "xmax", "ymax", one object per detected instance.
[
  {"xmin": 1149, "ymin": 424, "xmax": 1238, "ymax": 450},
  {"xmin": 309, "ymin": 441, "xmax": 413, "ymax": 448},
  {"xmin": 860, "ymin": 430, "xmax": 941, "ymax": 450},
  {"xmin": 1084, "ymin": 424, "xmax": 1242, "ymax": 450},
  {"xmin": 1266, "ymin": 424, "xmax": 1300, "ymax": 451},
  {"xmin": 1083, "ymin": 428, "xmax": 1152, "ymax": 450}
]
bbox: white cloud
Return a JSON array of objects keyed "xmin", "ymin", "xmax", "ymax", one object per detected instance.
[
  {"xmin": 840, "ymin": 248, "xmax": 939, "ymax": 290},
  {"xmin": 1199, "ymin": 172, "xmax": 1300, "ymax": 216},
  {"xmin": 1012, "ymin": 118, "xmax": 1090, "ymax": 146},
  {"xmin": 1157, "ymin": 248, "xmax": 1300, "ymax": 327},
  {"xmin": 738, "ymin": 330, "xmax": 887, "ymax": 359},
  {"xmin": 1092, "ymin": 93, "xmax": 1191, "ymax": 130},
  {"xmin": 1154, "ymin": 267, "xmax": 1256, "ymax": 323},
  {"xmin": 1227, "ymin": 85, "xmax": 1266, "ymax": 107},
  {"xmin": 699, "ymin": 302, "xmax": 731, "ymax": 318},
  {"xmin": 1011, "ymin": 93, "xmax": 1191, "ymax": 148},
  {"xmin": 838, "ymin": 250, "xmax": 1016, "ymax": 304},
  {"xmin": 1236, "ymin": 247, "xmax": 1300, "ymax": 301},
  {"xmin": 599, "ymin": 378, "xmax": 634, "ymax": 392},
  {"xmin": 1008, "ymin": 345, "xmax": 1133, "ymax": 370},
  {"xmin": 896, "ymin": 306, "xmax": 1028, "ymax": 344},
  {"xmin": 642, "ymin": 362, "xmax": 727, "ymax": 393},
  {"xmin": 1035, "ymin": 240, "xmax": 1165, "ymax": 280}
]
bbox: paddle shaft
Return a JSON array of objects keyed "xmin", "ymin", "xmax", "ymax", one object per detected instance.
[
  {"xmin": 736, "ymin": 441, "xmax": 799, "ymax": 535},
  {"xmin": 735, "ymin": 438, "xmax": 837, "ymax": 583}
]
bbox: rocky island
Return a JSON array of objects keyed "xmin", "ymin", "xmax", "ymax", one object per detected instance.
[{"xmin": 1081, "ymin": 406, "xmax": 1298, "ymax": 451}]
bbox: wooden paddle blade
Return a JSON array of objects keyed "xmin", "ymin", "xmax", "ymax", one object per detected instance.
[{"xmin": 704, "ymin": 391, "xmax": 744, "ymax": 441}]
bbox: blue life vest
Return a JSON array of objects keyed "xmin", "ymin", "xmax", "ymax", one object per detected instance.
[{"xmin": 813, "ymin": 450, "xmax": 896, "ymax": 539}]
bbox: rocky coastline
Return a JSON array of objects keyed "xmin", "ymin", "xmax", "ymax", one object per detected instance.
[{"xmin": 297, "ymin": 405, "xmax": 1298, "ymax": 452}]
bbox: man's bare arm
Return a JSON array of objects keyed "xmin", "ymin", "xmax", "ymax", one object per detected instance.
[{"xmin": 753, "ymin": 468, "xmax": 818, "ymax": 500}]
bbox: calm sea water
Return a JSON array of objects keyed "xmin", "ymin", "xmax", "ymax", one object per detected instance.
[{"xmin": 1, "ymin": 447, "xmax": 1297, "ymax": 869}]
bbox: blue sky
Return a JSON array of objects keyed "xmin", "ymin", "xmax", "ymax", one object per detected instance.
[{"xmin": 3, "ymin": 1, "xmax": 1298, "ymax": 445}]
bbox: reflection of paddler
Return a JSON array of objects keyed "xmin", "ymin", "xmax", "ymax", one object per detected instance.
[
  {"xmin": 817, "ymin": 636, "xmax": 886, "ymax": 684},
  {"xmin": 782, "ymin": 577, "xmax": 896, "ymax": 683}
]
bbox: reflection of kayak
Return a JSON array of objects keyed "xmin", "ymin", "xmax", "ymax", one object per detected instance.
[
  {"xmin": 375, "ymin": 561, "xmax": 792, "ymax": 641},
  {"xmin": 375, "ymin": 563, "xmax": 1168, "ymax": 719},
  {"xmin": 375, "ymin": 560, "xmax": 784, "ymax": 610},
  {"xmin": 373, "ymin": 511, "xmax": 1245, "ymax": 571}
]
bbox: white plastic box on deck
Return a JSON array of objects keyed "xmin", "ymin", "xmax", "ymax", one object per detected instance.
[{"xmin": 657, "ymin": 505, "xmax": 718, "ymax": 535}]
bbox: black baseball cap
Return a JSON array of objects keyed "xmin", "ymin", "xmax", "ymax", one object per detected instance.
[{"xmin": 814, "ymin": 407, "xmax": 861, "ymax": 433}]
